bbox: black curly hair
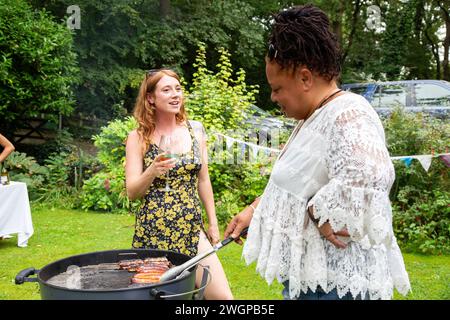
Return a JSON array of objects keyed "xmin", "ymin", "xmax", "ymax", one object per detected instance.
[{"xmin": 268, "ymin": 4, "xmax": 342, "ymax": 81}]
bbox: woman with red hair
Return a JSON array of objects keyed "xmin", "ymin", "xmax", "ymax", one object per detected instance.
[{"xmin": 125, "ymin": 69, "xmax": 232, "ymax": 299}]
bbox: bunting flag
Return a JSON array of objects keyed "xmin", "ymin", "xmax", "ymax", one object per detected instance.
[
  {"xmin": 391, "ymin": 153, "xmax": 449, "ymax": 172},
  {"xmin": 213, "ymin": 132, "xmax": 449, "ymax": 172},
  {"xmin": 415, "ymin": 155, "xmax": 433, "ymax": 172},
  {"xmin": 400, "ymin": 157, "xmax": 413, "ymax": 167},
  {"xmin": 225, "ymin": 136, "xmax": 234, "ymax": 152},
  {"xmin": 440, "ymin": 155, "xmax": 450, "ymax": 168}
]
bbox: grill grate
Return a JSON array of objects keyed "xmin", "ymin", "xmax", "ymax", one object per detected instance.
[{"xmin": 47, "ymin": 264, "xmax": 147, "ymax": 290}]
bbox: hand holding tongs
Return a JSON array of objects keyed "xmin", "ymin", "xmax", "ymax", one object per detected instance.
[{"xmin": 159, "ymin": 227, "xmax": 249, "ymax": 282}]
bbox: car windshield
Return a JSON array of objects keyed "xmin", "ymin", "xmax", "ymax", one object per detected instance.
[
  {"xmin": 414, "ymin": 84, "xmax": 450, "ymax": 106},
  {"xmin": 379, "ymin": 84, "xmax": 408, "ymax": 107},
  {"xmin": 345, "ymin": 86, "xmax": 368, "ymax": 96}
]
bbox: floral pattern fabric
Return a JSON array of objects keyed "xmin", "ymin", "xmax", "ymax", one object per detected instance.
[{"xmin": 132, "ymin": 121, "xmax": 203, "ymax": 257}]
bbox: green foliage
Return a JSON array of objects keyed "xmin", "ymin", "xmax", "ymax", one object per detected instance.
[
  {"xmin": 210, "ymin": 158, "xmax": 274, "ymax": 226},
  {"xmin": 383, "ymin": 108, "xmax": 450, "ymax": 254},
  {"xmin": 18, "ymin": 130, "xmax": 75, "ymax": 164},
  {"xmin": 0, "ymin": 0, "xmax": 79, "ymax": 129},
  {"xmin": 6, "ymin": 152, "xmax": 48, "ymax": 198},
  {"xmin": 79, "ymin": 116, "xmax": 138, "ymax": 212},
  {"xmin": 92, "ymin": 116, "xmax": 138, "ymax": 168},
  {"xmin": 29, "ymin": 0, "xmax": 267, "ymax": 118},
  {"xmin": 35, "ymin": 147, "xmax": 98, "ymax": 209},
  {"xmin": 80, "ymin": 165, "xmax": 139, "ymax": 213},
  {"xmin": 186, "ymin": 44, "xmax": 258, "ymax": 132}
]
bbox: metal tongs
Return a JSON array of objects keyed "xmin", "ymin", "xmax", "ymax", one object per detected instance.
[{"xmin": 159, "ymin": 227, "xmax": 249, "ymax": 282}]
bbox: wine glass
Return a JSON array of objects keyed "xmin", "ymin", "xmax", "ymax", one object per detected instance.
[{"xmin": 158, "ymin": 135, "xmax": 177, "ymax": 192}]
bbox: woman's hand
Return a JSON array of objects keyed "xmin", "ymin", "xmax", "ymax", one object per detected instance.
[
  {"xmin": 145, "ymin": 153, "xmax": 176, "ymax": 178},
  {"xmin": 224, "ymin": 208, "xmax": 253, "ymax": 245},
  {"xmin": 317, "ymin": 222, "xmax": 350, "ymax": 249},
  {"xmin": 206, "ymin": 224, "xmax": 220, "ymax": 245},
  {"xmin": 308, "ymin": 206, "xmax": 350, "ymax": 249}
]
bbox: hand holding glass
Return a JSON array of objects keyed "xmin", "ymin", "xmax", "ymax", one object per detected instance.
[{"xmin": 158, "ymin": 135, "xmax": 178, "ymax": 192}]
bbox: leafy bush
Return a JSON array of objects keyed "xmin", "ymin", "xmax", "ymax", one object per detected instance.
[
  {"xmin": 0, "ymin": 0, "xmax": 79, "ymax": 134},
  {"xmin": 6, "ymin": 152, "xmax": 48, "ymax": 199},
  {"xmin": 186, "ymin": 43, "xmax": 258, "ymax": 133},
  {"xmin": 79, "ymin": 116, "xmax": 138, "ymax": 212},
  {"xmin": 92, "ymin": 116, "xmax": 137, "ymax": 168},
  {"xmin": 383, "ymin": 107, "xmax": 450, "ymax": 254},
  {"xmin": 7, "ymin": 145, "xmax": 99, "ymax": 208}
]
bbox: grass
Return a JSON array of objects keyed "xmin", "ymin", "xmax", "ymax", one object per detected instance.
[{"xmin": 1, "ymin": 206, "xmax": 448, "ymax": 300}]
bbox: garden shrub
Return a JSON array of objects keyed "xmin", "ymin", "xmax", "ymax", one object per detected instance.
[
  {"xmin": 6, "ymin": 152, "xmax": 48, "ymax": 199},
  {"xmin": 79, "ymin": 116, "xmax": 139, "ymax": 212},
  {"xmin": 383, "ymin": 107, "xmax": 449, "ymax": 254},
  {"xmin": 0, "ymin": 0, "xmax": 79, "ymax": 134}
]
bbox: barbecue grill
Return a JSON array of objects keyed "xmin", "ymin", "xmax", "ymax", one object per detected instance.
[{"xmin": 15, "ymin": 249, "xmax": 210, "ymax": 300}]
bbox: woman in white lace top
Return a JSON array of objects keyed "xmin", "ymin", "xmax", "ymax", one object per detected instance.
[{"xmin": 225, "ymin": 4, "xmax": 411, "ymax": 300}]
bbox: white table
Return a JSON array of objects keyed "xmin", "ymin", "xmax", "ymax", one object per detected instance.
[{"xmin": 0, "ymin": 181, "xmax": 34, "ymax": 247}]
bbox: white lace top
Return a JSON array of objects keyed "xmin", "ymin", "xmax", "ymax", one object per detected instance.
[{"xmin": 243, "ymin": 92, "xmax": 411, "ymax": 300}]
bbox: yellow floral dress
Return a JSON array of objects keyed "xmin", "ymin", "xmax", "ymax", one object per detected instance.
[{"xmin": 132, "ymin": 121, "xmax": 203, "ymax": 257}]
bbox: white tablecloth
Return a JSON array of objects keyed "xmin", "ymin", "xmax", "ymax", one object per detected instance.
[{"xmin": 0, "ymin": 181, "xmax": 34, "ymax": 247}]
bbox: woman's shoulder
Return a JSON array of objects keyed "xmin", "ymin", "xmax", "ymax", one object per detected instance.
[
  {"xmin": 326, "ymin": 92, "xmax": 380, "ymax": 122},
  {"xmin": 127, "ymin": 129, "xmax": 140, "ymax": 141},
  {"xmin": 127, "ymin": 129, "xmax": 148, "ymax": 146}
]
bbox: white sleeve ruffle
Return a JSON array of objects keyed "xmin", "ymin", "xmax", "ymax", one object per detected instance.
[{"xmin": 308, "ymin": 107, "xmax": 396, "ymax": 245}]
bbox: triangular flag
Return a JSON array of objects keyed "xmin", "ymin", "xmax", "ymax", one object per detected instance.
[
  {"xmin": 439, "ymin": 155, "xmax": 450, "ymax": 168},
  {"xmin": 225, "ymin": 136, "xmax": 234, "ymax": 151},
  {"xmin": 401, "ymin": 157, "xmax": 413, "ymax": 167},
  {"xmin": 414, "ymin": 155, "xmax": 432, "ymax": 172},
  {"xmin": 252, "ymin": 145, "xmax": 259, "ymax": 159}
]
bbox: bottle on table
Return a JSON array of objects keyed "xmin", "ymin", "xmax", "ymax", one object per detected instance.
[{"xmin": 1, "ymin": 163, "xmax": 10, "ymax": 185}]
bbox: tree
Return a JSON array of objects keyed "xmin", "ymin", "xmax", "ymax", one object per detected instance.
[
  {"xmin": 436, "ymin": 0, "xmax": 450, "ymax": 80},
  {"xmin": 0, "ymin": 0, "xmax": 79, "ymax": 135},
  {"xmin": 28, "ymin": 0, "xmax": 268, "ymax": 119}
]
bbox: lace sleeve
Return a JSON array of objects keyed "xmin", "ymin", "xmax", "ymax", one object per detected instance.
[{"xmin": 308, "ymin": 107, "xmax": 396, "ymax": 245}]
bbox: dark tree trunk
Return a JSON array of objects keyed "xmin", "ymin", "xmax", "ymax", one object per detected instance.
[
  {"xmin": 331, "ymin": 0, "xmax": 345, "ymax": 45},
  {"xmin": 159, "ymin": 0, "xmax": 171, "ymax": 19},
  {"xmin": 437, "ymin": 1, "xmax": 450, "ymax": 80},
  {"xmin": 342, "ymin": 0, "xmax": 362, "ymax": 65},
  {"xmin": 425, "ymin": 26, "xmax": 442, "ymax": 79}
]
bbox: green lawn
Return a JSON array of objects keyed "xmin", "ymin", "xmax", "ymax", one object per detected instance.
[{"xmin": 1, "ymin": 207, "xmax": 448, "ymax": 300}]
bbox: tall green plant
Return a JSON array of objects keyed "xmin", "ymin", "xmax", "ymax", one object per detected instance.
[
  {"xmin": 383, "ymin": 108, "xmax": 449, "ymax": 254},
  {"xmin": 186, "ymin": 43, "xmax": 259, "ymax": 134},
  {"xmin": 80, "ymin": 116, "xmax": 138, "ymax": 212}
]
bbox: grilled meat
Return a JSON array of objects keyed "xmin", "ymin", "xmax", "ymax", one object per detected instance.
[
  {"xmin": 131, "ymin": 273, "xmax": 161, "ymax": 284},
  {"xmin": 118, "ymin": 259, "xmax": 144, "ymax": 272},
  {"xmin": 136, "ymin": 264, "xmax": 169, "ymax": 273},
  {"xmin": 126, "ymin": 256, "xmax": 172, "ymax": 284}
]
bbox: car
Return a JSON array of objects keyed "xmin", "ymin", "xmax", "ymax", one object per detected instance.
[
  {"xmin": 246, "ymin": 104, "xmax": 295, "ymax": 133},
  {"xmin": 244, "ymin": 104, "xmax": 296, "ymax": 145},
  {"xmin": 341, "ymin": 80, "xmax": 450, "ymax": 118}
]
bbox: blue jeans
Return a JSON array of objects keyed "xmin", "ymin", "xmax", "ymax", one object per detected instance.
[{"xmin": 282, "ymin": 281, "xmax": 369, "ymax": 300}]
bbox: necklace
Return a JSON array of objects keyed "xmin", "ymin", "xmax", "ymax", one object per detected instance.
[
  {"xmin": 317, "ymin": 89, "xmax": 343, "ymax": 110},
  {"xmin": 305, "ymin": 88, "xmax": 343, "ymax": 121}
]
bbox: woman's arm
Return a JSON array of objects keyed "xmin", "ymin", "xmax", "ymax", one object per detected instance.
[
  {"xmin": 125, "ymin": 130, "xmax": 175, "ymax": 200},
  {"xmin": 0, "ymin": 134, "xmax": 15, "ymax": 163},
  {"xmin": 197, "ymin": 127, "xmax": 220, "ymax": 244}
]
